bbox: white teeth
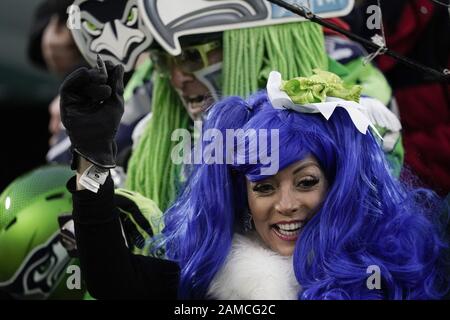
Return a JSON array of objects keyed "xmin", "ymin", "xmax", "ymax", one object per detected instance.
[
  {"xmin": 276, "ymin": 228, "xmax": 300, "ymax": 237},
  {"xmin": 186, "ymin": 96, "xmax": 206, "ymax": 105},
  {"xmin": 276, "ymin": 222, "xmax": 303, "ymax": 231},
  {"xmin": 188, "ymin": 101, "xmax": 203, "ymax": 109}
]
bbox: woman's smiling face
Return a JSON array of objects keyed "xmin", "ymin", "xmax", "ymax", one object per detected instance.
[{"xmin": 246, "ymin": 156, "xmax": 328, "ymax": 256}]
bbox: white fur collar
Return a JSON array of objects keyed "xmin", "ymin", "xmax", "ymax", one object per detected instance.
[{"xmin": 207, "ymin": 232, "xmax": 301, "ymax": 300}]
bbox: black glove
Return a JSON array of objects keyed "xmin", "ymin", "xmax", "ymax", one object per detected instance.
[{"xmin": 60, "ymin": 61, "xmax": 124, "ymax": 169}]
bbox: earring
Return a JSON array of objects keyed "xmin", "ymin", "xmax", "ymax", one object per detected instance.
[{"xmin": 243, "ymin": 208, "xmax": 254, "ymax": 232}]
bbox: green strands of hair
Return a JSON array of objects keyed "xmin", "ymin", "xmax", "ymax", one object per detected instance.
[
  {"xmin": 126, "ymin": 74, "xmax": 190, "ymax": 211},
  {"xmin": 223, "ymin": 21, "xmax": 328, "ymax": 97}
]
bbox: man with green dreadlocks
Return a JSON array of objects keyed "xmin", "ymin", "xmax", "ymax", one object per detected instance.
[{"xmin": 125, "ymin": 1, "xmax": 403, "ymax": 212}]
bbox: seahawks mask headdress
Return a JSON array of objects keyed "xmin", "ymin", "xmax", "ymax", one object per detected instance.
[
  {"xmin": 140, "ymin": 0, "xmax": 354, "ymax": 55},
  {"xmin": 139, "ymin": 0, "xmax": 354, "ymax": 102},
  {"xmin": 70, "ymin": 0, "xmax": 353, "ymax": 72}
]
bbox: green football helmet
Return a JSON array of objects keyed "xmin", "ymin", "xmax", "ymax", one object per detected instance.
[
  {"xmin": 0, "ymin": 165, "xmax": 85, "ymax": 300},
  {"xmin": 0, "ymin": 165, "xmax": 166, "ymax": 300}
]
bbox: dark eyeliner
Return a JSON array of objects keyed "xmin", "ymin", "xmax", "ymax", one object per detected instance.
[
  {"xmin": 297, "ymin": 176, "xmax": 319, "ymax": 189},
  {"xmin": 252, "ymin": 183, "xmax": 274, "ymax": 193}
]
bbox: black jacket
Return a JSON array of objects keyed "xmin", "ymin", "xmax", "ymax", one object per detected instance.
[{"xmin": 68, "ymin": 174, "xmax": 180, "ymax": 300}]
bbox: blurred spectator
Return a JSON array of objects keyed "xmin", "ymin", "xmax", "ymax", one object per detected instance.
[
  {"xmin": 28, "ymin": 0, "xmax": 83, "ymax": 75},
  {"xmin": 27, "ymin": 0, "xmax": 86, "ymax": 147},
  {"xmin": 345, "ymin": 0, "xmax": 450, "ymax": 195}
]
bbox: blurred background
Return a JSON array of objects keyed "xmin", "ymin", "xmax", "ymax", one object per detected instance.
[{"xmin": 0, "ymin": 0, "xmax": 60, "ymax": 191}]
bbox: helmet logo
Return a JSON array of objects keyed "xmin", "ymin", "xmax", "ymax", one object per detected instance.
[{"xmin": 0, "ymin": 233, "xmax": 70, "ymax": 299}]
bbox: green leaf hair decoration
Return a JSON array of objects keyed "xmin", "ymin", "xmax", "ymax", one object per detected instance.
[{"xmin": 281, "ymin": 69, "xmax": 363, "ymax": 104}]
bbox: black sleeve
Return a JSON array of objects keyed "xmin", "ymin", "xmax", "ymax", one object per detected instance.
[{"xmin": 67, "ymin": 174, "xmax": 180, "ymax": 300}]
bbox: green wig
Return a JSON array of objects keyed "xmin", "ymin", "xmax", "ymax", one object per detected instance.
[{"xmin": 126, "ymin": 22, "xmax": 328, "ymax": 211}]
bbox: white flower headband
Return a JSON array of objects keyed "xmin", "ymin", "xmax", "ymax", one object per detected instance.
[{"xmin": 266, "ymin": 70, "xmax": 397, "ymax": 140}]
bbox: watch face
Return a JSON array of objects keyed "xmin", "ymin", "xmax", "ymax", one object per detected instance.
[
  {"xmin": 71, "ymin": 0, "xmax": 154, "ymax": 72},
  {"xmin": 139, "ymin": 0, "xmax": 355, "ymax": 56}
]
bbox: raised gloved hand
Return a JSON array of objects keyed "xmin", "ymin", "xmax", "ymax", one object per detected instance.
[{"xmin": 60, "ymin": 60, "xmax": 124, "ymax": 169}]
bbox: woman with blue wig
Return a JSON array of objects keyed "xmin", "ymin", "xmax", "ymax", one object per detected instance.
[{"xmin": 62, "ymin": 61, "xmax": 449, "ymax": 299}]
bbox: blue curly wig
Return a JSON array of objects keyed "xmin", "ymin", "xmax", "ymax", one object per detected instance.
[{"xmin": 161, "ymin": 91, "xmax": 449, "ymax": 300}]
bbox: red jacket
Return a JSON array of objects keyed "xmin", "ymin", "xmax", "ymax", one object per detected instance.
[{"xmin": 348, "ymin": 0, "xmax": 450, "ymax": 194}]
